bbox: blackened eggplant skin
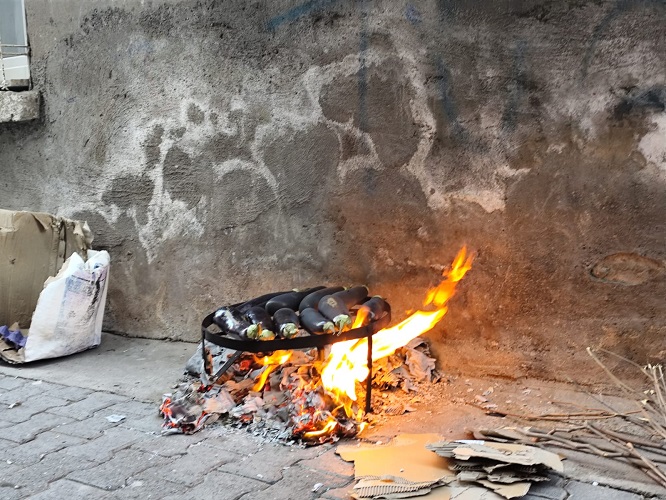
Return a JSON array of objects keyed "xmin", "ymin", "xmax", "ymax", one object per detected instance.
[
  {"xmin": 332, "ymin": 286, "xmax": 369, "ymax": 309},
  {"xmin": 245, "ymin": 306, "xmax": 275, "ymax": 339},
  {"xmin": 213, "ymin": 307, "xmax": 253, "ymax": 338},
  {"xmin": 265, "ymin": 286, "xmax": 326, "ymax": 315},
  {"xmin": 273, "ymin": 308, "xmax": 301, "ymax": 338},
  {"xmin": 298, "ymin": 286, "xmax": 345, "ymax": 312},
  {"xmin": 300, "ymin": 308, "xmax": 335, "ymax": 335},
  {"xmin": 357, "ymin": 296, "xmax": 390, "ymax": 321},
  {"xmin": 238, "ymin": 290, "xmax": 290, "ymax": 314},
  {"xmin": 318, "ymin": 295, "xmax": 352, "ymax": 332}
]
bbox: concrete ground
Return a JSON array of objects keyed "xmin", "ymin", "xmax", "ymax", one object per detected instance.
[{"xmin": 0, "ymin": 333, "xmax": 663, "ymax": 499}]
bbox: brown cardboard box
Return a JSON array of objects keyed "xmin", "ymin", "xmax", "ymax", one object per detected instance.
[{"xmin": 0, "ymin": 209, "xmax": 91, "ymax": 328}]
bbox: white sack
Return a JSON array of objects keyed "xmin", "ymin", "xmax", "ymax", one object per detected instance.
[{"xmin": 24, "ymin": 250, "xmax": 110, "ymax": 362}]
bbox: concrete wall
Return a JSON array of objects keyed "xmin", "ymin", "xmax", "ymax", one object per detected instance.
[{"xmin": 1, "ymin": 0, "xmax": 664, "ymax": 382}]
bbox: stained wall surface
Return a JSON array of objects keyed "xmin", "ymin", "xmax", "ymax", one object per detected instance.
[{"xmin": 1, "ymin": 0, "xmax": 664, "ymax": 381}]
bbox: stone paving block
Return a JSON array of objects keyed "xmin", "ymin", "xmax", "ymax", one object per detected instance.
[
  {"xmin": 201, "ymin": 430, "xmax": 271, "ymax": 456},
  {"xmin": 105, "ymin": 478, "xmax": 189, "ymax": 499},
  {"xmin": 29, "ymin": 479, "xmax": 110, "ymax": 499},
  {"xmin": 0, "ymin": 485, "xmax": 22, "ymax": 500},
  {"xmin": 0, "ymin": 411, "xmax": 74, "ymax": 443},
  {"xmin": 135, "ymin": 442, "xmax": 239, "ymax": 487},
  {"xmin": 54, "ymin": 414, "xmax": 121, "ymax": 439},
  {"xmin": 218, "ymin": 442, "xmax": 315, "ymax": 483},
  {"xmin": 237, "ymin": 464, "xmax": 351, "ymax": 500},
  {"xmin": 0, "ymin": 376, "xmax": 24, "ymax": 391},
  {"xmin": 0, "ymin": 380, "xmax": 54, "ymax": 403},
  {"xmin": 1, "ymin": 430, "xmax": 86, "ymax": 465},
  {"xmin": 299, "ymin": 448, "xmax": 355, "ymax": 477},
  {"xmin": 66, "ymin": 426, "xmax": 151, "ymax": 462},
  {"xmin": 565, "ymin": 481, "xmax": 644, "ymax": 499},
  {"xmin": 132, "ymin": 432, "xmax": 208, "ymax": 457},
  {"xmin": 67, "ymin": 448, "xmax": 172, "ymax": 491},
  {"xmin": 6, "ymin": 449, "xmax": 99, "ymax": 496},
  {"xmin": 12, "ymin": 449, "xmax": 97, "ymax": 492},
  {"xmin": 43, "ymin": 383, "xmax": 93, "ymax": 402},
  {"xmin": 524, "ymin": 476, "xmax": 567, "ymax": 499},
  {"xmin": 185, "ymin": 470, "xmax": 269, "ymax": 500},
  {"xmin": 115, "ymin": 413, "xmax": 163, "ymax": 433},
  {"xmin": 47, "ymin": 392, "xmax": 127, "ymax": 420},
  {"xmin": 320, "ymin": 482, "xmax": 355, "ymax": 500},
  {"xmin": 0, "ymin": 394, "xmax": 70, "ymax": 423},
  {"xmin": 102, "ymin": 400, "xmax": 158, "ymax": 417}
]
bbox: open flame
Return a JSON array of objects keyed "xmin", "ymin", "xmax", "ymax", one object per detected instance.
[
  {"xmin": 247, "ymin": 246, "xmax": 473, "ymax": 441},
  {"xmin": 320, "ymin": 246, "xmax": 474, "ymax": 416}
]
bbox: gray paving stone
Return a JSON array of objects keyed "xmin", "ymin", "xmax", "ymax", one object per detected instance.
[
  {"xmin": 43, "ymin": 383, "xmax": 93, "ymax": 402},
  {"xmin": 28, "ymin": 479, "xmax": 110, "ymax": 499},
  {"xmin": 200, "ymin": 429, "xmax": 266, "ymax": 456},
  {"xmin": 132, "ymin": 432, "xmax": 208, "ymax": 457},
  {"xmin": 320, "ymin": 483, "xmax": 355, "ymax": 500},
  {"xmin": 1, "ymin": 430, "xmax": 86, "ymax": 465},
  {"xmin": 218, "ymin": 442, "xmax": 314, "ymax": 483},
  {"xmin": 525, "ymin": 476, "xmax": 567, "ymax": 499},
  {"xmin": 186, "ymin": 470, "xmax": 269, "ymax": 500},
  {"xmin": 0, "ymin": 411, "xmax": 74, "ymax": 443},
  {"xmin": 299, "ymin": 448, "xmax": 355, "ymax": 477},
  {"xmin": 135, "ymin": 441, "xmax": 239, "ymax": 487},
  {"xmin": 0, "ymin": 393, "xmax": 70, "ymax": 423},
  {"xmin": 67, "ymin": 448, "xmax": 172, "ymax": 491},
  {"xmin": 102, "ymin": 400, "xmax": 158, "ymax": 417},
  {"xmin": 237, "ymin": 464, "xmax": 351, "ymax": 500},
  {"xmin": 53, "ymin": 414, "xmax": 121, "ymax": 439},
  {"xmin": 0, "ymin": 376, "xmax": 24, "ymax": 391},
  {"xmin": 0, "ymin": 485, "xmax": 22, "ymax": 500},
  {"xmin": 66, "ymin": 426, "xmax": 151, "ymax": 462},
  {"xmin": 105, "ymin": 478, "xmax": 189, "ymax": 499},
  {"xmin": 7, "ymin": 449, "xmax": 99, "ymax": 496},
  {"xmin": 47, "ymin": 392, "xmax": 127, "ymax": 420},
  {"xmin": 565, "ymin": 481, "xmax": 644, "ymax": 499},
  {"xmin": 0, "ymin": 380, "xmax": 52, "ymax": 403},
  {"xmin": 115, "ymin": 413, "xmax": 164, "ymax": 433}
]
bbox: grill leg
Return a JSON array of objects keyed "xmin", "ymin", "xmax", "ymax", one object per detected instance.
[{"xmin": 365, "ymin": 332, "xmax": 372, "ymax": 414}]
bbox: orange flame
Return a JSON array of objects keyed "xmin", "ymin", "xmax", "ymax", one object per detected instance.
[
  {"xmin": 320, "ymin": 246, "xmax": 473, "ymax": 414},
  {"xmin": 252, "ymin": 351, "xmax": 292, "ymax": 392}
]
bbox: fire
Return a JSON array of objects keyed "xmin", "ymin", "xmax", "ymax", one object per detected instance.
[
  {"xmin": 252, "ymin": 351, "xmax": 292, "ymax": 392},
  {"xmin": 320, "ymin": 246, "xmax": 473, "ymax": 414}
]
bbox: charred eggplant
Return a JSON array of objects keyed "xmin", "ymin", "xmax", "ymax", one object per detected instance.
[
  {"xmin": 357, "ymin": 296, "xmax": 390, "ymax": 321},
  {"xmin": 245, "ymin": 306, "xmax": 275, "ymax": 340},
  {"xmin": 265, "ymin": 286, "xmax": 326, "ymax": 315},
  {"xmin": 273, "ymin": 308, "xmax": 301, "ymax": 339},
  {"xmin": 318, "ymin": 295, "xmax": 352, "ymax": 332},
  {"xmin": 238, "ymin": 290, "xmax": 290, "ymax": 314},
  {"xmin": 213, "ymin": 307, "xmax": 253, "ymax": 338},
  {"xmin": 332, "ymin": 286, "xmax": 369, "ymax": 309},
  {"xmin": 298, "ymin": 286, "xmax": 345, "ymax": 312},
  {"xmin": 300, "ymin": 308, "xmax": 335, "ymax": 335}
]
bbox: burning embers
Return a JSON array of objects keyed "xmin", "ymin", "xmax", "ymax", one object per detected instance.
[{"xmin": 161, "ymin": 247, "xmax": 473, "ymax": 443}]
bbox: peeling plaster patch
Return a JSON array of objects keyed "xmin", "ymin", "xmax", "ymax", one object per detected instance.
[{"xmin": 638, "ymin": 113, "xmax": 666, "ymax": 182}]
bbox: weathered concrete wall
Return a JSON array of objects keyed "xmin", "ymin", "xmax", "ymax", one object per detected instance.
[{"xmin": 1, "ymin": 0, "xmax": 664, "ymax": 382}]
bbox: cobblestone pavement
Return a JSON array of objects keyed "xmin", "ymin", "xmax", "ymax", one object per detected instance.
[{"xmin": 0, "ymin": 373, "xmax": 657, "ymax": 499}]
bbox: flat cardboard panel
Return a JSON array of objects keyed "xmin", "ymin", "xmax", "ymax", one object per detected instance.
[{"xmin": 0, "ymin": 209, "xmax": 90, "ymax": 328}]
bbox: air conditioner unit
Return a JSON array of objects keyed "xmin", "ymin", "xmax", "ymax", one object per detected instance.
[{"xmin": 0, "ymin": 0, "xmax": 30, "ymax": 89}]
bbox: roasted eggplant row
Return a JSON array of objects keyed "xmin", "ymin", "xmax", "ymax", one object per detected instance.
[
  {"xmin": 318, "ymin": 295, "xmax": 352, "ymax": 332},
  {"xmin": 300, "ymin": 308, "xmax": 335, "ymax": 335},
  {"xmin": 332, "ymin": 286, "xmax": 369, "ymax": 309},
  {"xmin": 212, "ymin": 307, "xmax": 253, "ymax": 338},
  {"xmin": 265, "ymin": 286, "xmax": 325, "ymax": 315},
  {"xmin": 238, "ymin": 290, "xmax": 290, "ymax": 314},
  {"xmin": 273, "ymin": 308, "xmax": 301, "ymax": 339},
  {"xmin": 244, "ymin": 306, "xmax": 275, "ymax": 340},
  {"xmin": 357, "ymin": 296, "xmax": 390, "ymax": 321},
  {"xmin": 298, "ymin": 286, "xmax": 345, "ymax": 312}
]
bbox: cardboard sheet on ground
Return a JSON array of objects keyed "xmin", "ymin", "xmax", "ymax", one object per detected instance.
[{"xmin": 338, "ymin": 433, "xmax": 455, "ymax": 483}]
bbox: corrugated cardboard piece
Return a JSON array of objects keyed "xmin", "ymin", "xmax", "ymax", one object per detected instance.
[{"xmin": 0, "ymin": 209, "xmax": 91, "ymax": 328}]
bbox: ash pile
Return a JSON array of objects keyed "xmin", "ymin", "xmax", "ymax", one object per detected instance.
[{"xmin": 160, "ymin": 285, "xmax": 440, "ymax": 444}]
